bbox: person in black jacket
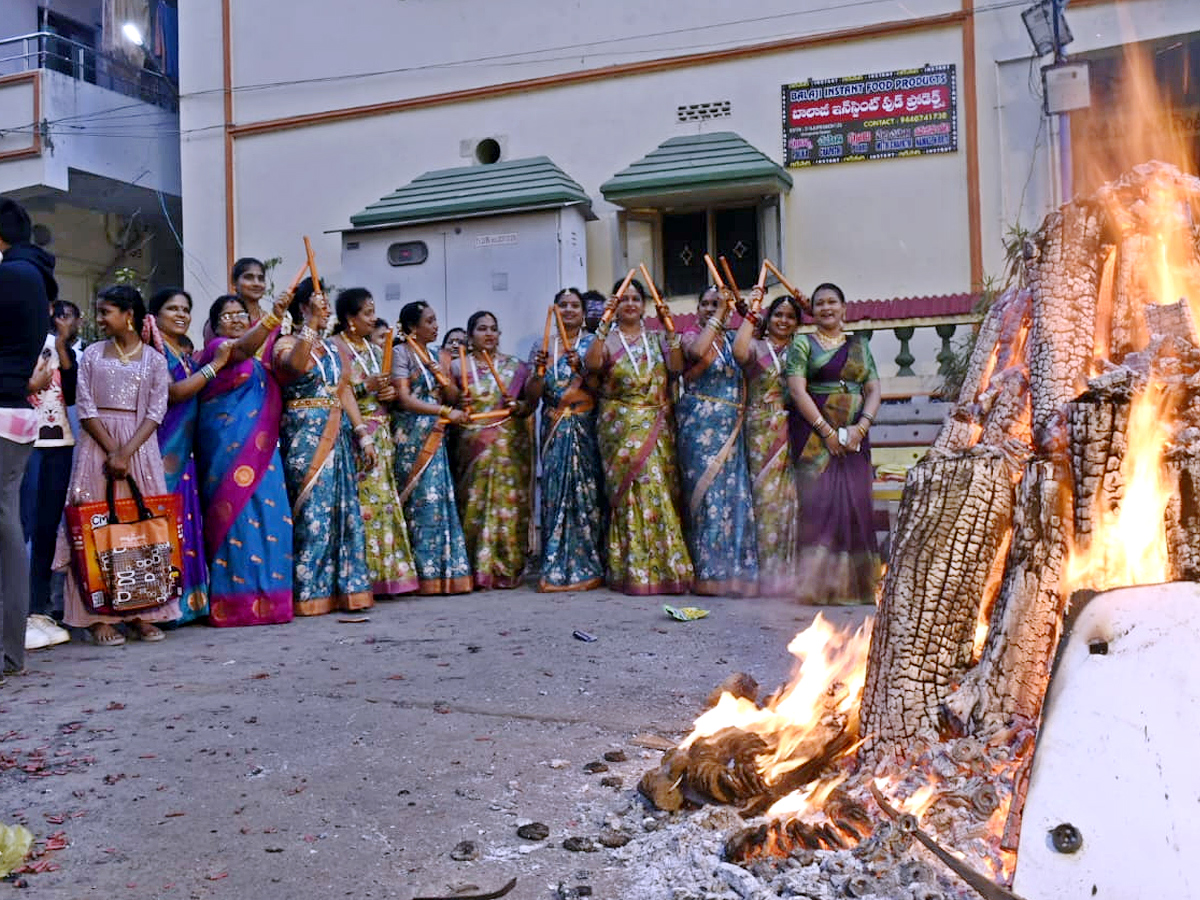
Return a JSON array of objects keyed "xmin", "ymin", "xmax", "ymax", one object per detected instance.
[{"xmin": 0, "ymin": 198, "xmax": 54, "ymax": 679}]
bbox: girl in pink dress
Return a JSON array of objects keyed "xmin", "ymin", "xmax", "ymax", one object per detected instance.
[{"xmin": 57, "ymin": 285, "xmax": 175, "ymax": 646}]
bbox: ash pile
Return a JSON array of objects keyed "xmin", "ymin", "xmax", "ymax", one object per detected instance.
[{"xmin": 617, "ymin": 160, "xmax": 1200, "ymax": 900}]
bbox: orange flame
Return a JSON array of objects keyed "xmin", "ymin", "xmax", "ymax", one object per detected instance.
[{"xmin": 679, "ymin": 614, "xmax": 871, "ymax": 788}]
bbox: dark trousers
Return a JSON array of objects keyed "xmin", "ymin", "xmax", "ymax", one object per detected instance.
[
  {"xmin": 1, "ymin": 437, "xmax": 33, "ymax": 671},
  {"xmin": 20, "ymin": 445, "xmax": 72, "ymax": 617}
]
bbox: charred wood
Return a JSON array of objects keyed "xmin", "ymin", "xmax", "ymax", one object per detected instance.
[
  {"xmin": 1067, "ymin": 391, "xmax": 1130, "ymax": 555},
  {"xmin": 860, "ymin": 450, "xmax": 1016, "ymax": 758},
  {"xmin": 943, "ymin": 459, "xmax": 1071, "ymax": 737},
  {"xmin": 1165, "ymin": 449, "xmax": 1200, "ymax": 581},
  {"xmin": 1025, "ymin": 201, "xmax": 1103, "ymax": 450}
]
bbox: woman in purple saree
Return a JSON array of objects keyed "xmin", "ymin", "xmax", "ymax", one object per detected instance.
[
  {"xmin": 193, "ymin": 295, "xmax": 294, "ymax": 626},
  {"xmin": 785, "ymin": 283, "xmax": 882, "ymax": 605}
]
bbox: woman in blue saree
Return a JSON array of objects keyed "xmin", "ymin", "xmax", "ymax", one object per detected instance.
[
  {"xmin": 272, "ymin": 279, "xmax": 375, "ymax": 616},
  {"xmin": 145, "ymin": 288, "xmax": 221, "ymax": 624},
  {"xmin": 677, "ymin": 286, "xmax": 758, "ymax": 596},
  {"xmin": 389, "ymin": 301, "xmax": 473, "ymax": 595},
  {"xmin": 525, "ymin": 289, "xmax": 605, "ymax": 592},
  {"xmin": 194, "ymin": 295, "xmax": 295, "ymax": 626},
  {"xmin": 785, "ymin": 282, "xmax": 882, "ymax": 605}
]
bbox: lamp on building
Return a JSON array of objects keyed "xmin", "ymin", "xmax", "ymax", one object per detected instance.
[
  {"xmin": 120, "ymin": 20, "xmax": 177, "ymax": 106},
  {"xmin": 121, "ymin": 22, "xmax": 145, "ymax": 48},
  {"xmin": 1021, "ymin": 0, "xmax": 1073, "ymax": 59}
]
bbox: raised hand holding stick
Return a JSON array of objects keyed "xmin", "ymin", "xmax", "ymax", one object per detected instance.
[{"xmin": 764, "ymin": 259, "xmax": 811, "ymax": 313}]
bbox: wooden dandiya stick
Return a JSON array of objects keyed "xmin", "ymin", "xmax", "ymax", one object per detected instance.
[
  {"xmin": 605, "ymin": 268, "xmax": 638, "ymax": 324},
  {"xmin": 380, "ymin": 329, "xmax": 394, "ymax": 376},
  {"xmin": 751, "ymin": 262, "xmax": 769, "ymax": 316},
  {"xmin": 553, "ymin": 304, "xmax": 571, "ymax": 349},
  {"xmin": 480, "ymin": 349, "xmax": 510, "ymax": 399},
  {"xmin": 407, "ymin": 335, "xmax": 452, "ymax": 388},
  {"xmin": 718, "ymin": 255, "xmax": 743, "ymax": 321},
  {"xmin": 302, "ymin": 236, "xmax": 322, "ymax": 294},
  {"xmin": 718, "ymin": 256, "xmax": 741, "ymax": 298},
  {"xmin": 283, "ymin": 259, "xmax": 310, "ymax": 297},
  {"xmin": 458, "ymin": 342, "xmax": 472, "ymax": 413},
  {"xmin": 638, "ymin": 263, "xmax": 675, "ymax": 333},
  {"xmin": 468, "ymin": 409, "xmax": 512, "ymax": 422},
  {"xmin": 703, "ymin": 253, "xmax": 725, "ymax": 289},
  {"xmin": 763, "ymin": 259, "xmax": 808, "ymax": 310},
  {"xmin": 537, "ymin": 305, "xmax": 554, "ymax": 377}
]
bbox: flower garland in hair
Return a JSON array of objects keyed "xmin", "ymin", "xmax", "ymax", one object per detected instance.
[{"xmin": 141, "ymin": 313, "xmax": 165, "ymax": 355}]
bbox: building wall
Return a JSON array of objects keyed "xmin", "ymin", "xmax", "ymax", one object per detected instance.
[{"xmin": 178, "ymin": 0, "xmax": 1200, "ymax": 341}]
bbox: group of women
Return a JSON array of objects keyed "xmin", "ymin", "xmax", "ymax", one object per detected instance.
[
  {"xmin": 390, "ymin": 277, "xmax": 883, "ymax": 605},
  {"xmin": 52, "ymin": 258, "xmax": 883, "ymax": 647}
]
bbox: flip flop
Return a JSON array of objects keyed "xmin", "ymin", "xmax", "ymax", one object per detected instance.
[
  {"xmin": 90, "ymin": 625, "xmax": 126, "ymax": 647},
  {"xmin": 131, "ymin": 623, "xmax": 165, "ymax": 642}
]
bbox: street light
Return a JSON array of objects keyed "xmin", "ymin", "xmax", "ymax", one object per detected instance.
[
  {"xmin": 121, "ymin": 22, "xmax": 145, "ymax": 48},
  {"xmin": 119, "ymin": 20, "xmax": 177, "ymax": 107}
]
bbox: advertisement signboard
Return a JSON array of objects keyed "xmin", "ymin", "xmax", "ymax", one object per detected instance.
[{"xmin": 782, "ymin": 64, "xmax": 958, "ymax": 167}]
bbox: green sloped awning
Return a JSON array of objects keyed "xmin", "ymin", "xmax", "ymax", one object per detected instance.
[
  {"xmin": 348, "ymin": 156, "xmax": 595, "ymax": 228},
  {"xmin": 600, "ymin": 132, "xmax": 793, "ymax": 208}
]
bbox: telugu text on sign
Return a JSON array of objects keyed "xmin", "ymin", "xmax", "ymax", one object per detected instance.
[{"xmin": 781, "ymin": 65, "xmax": 958, "ymax": 167}]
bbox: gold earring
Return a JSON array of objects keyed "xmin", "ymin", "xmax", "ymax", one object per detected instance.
[{"xmin": 127, "ymin": 318, "xmax": 135, "ymax": 332}]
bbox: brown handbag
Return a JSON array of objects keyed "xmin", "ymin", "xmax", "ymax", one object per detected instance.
[{"xmin": 90, "ymin": 475, "xmax": 181, "ymax": 613}]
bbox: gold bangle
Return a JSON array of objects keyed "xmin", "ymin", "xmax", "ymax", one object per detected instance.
[{"xmin": 261, "ymin": 312, "xmax": 281, "ymax": 330}]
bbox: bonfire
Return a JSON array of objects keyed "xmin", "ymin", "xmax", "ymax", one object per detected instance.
[{"xmin": 636, "ymin": 145, "xmax": 1200, "ymax": 900}]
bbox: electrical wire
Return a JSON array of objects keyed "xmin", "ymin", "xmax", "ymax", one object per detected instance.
[{"xmin": 2, "ymin": 0, "xmax": 1036, "ymax": 138}]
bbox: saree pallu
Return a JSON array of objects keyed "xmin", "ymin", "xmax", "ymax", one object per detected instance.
[
  {"xmin": 743, "ymin": 342, "xmax": 799, "ymax": 596},
  {"xmin": 786, "ymin": 333, "xmax": 880, "ymax": 605},
  {"xmin": 159, "ymin": 344, "xmax": 209, "ymax": 624},
  {"xmin": 195, "ymin": 341, "xmax": 294, "ymax": 627},
  {"xmin": 676, "ymin": 332, "xmax": 758, "ymax": 596},
  {"xmin": 391, "ymin": 355, "xmax": 472, "ymax": 595},
  {"xmin": 597, "ymin": 335, "xmax": 692, "ymax": 595},
  {"xmin": 455, "ymin": 353, "xmax": 531, "ymax": 589},
  {"xmin": 336, "ymin": 338, "xmax": 418, "ymax": 596},
  {"xmin": 278, "ymin": 343, "xmax": 372, "ymax": 615},
  {"xmin": 537, "ymin": 334, "xmax": 604, "ymax": 592}
]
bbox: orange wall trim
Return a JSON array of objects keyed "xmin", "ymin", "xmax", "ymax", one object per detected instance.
[
  {"xmin": 0, "ymin": 71, "xmax": 43, "ymax": 163},
  {"xmin": 961, "ymin": 0, "xmax": 984, "ymax": 289},
  {"xmin": 228, "ymin": 11, "xmax": 967, "ymax": 139}
]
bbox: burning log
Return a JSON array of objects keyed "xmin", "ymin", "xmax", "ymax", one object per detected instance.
[
  {"xmin": 1067, "ymin": 387, "xmax": 1130, "ymax": 556},
  {"xmin": 859, "ymin": 450, "xmax": 1016, "ymax": 756},
  {"xmin": 1165, "ymin": 450, "xmax": 1200, "ymax": 580},
  {"xmin": 630, "ymin": 162, "xmax": 1200, "ymax": 898},
  {"xmin": 944, "ymin": 459, "xmax": 1071, "ymax": 736},
  {"xmin": 638, "ymin": 727, "xmax": 769, "ymax": 810},
  {"xmin": 1025, "ymin": 201, "xmax": 1104, "ymax": 451},
  {"xmin": 933, "ymin": 287, "xmax": 1032, "ymax": 457}
]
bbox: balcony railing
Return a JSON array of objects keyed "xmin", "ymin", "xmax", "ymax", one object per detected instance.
[{"xmin": 0, "ymin": 31, "xmax": 176, "ymax": 112}]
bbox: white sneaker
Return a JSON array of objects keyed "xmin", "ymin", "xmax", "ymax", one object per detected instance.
[
  {"xmin": 25, "ymin": 617, "xmax": 52, "ymax": 650},
  {"xmin": 27, "ymin": 614, "xmax": 70, "ymax": 649}
]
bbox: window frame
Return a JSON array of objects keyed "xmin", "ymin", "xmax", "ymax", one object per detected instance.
[{"xmin": 616, "ymin": 195, "xmax": 784, "ymax": 300}]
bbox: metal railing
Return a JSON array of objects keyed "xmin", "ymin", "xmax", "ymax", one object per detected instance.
[{"xmin": 0, "ymin": 31, "xmax": 176, "ymax": 112}]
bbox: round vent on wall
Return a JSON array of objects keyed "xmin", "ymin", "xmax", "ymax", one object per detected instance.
[{"xmin": 475, "ymin": 138, "xmax": 502, "ymax": 165}]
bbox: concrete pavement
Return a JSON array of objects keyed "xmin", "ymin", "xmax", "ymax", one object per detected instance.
[{"xmin": 2, "ymin": 587, "xmax": 871, "ymax": 899}]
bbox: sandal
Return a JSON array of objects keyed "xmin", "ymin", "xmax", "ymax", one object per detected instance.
[
  {"xmin": 130, "ymin": 622, "xmax": 165, "ymax": 643},
  {"xmin": 90, "ymin": 624, "xmax": 126, "ymax": 647}
]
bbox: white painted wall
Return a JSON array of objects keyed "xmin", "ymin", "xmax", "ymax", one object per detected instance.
[
  {"xmin": 176, "ymin": 0, "xmax": 1200, "ymax": 338},
  {"xmin": 36, "ymin": 68, "xmax": 180, "ymax": 195}
]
